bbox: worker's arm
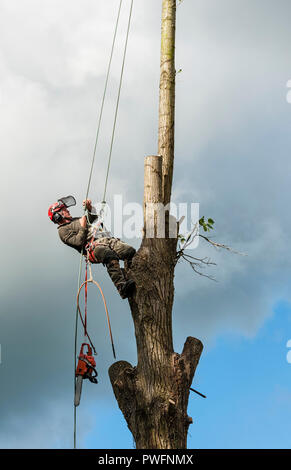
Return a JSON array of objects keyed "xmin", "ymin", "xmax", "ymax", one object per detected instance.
[
  {"xmin": 58, "ymin": 219, "xmax": 88, "ymax": 252},
  {"xmin": 83, "ymin": 199, "xmax": 92, "ymax": 212},
  {"xmin": 79, "ymin": 216, "xmax": 87, "ymax": 228},
  {"xmin": 82, "ymin": 199, "xmax": 98, "ymax": 225}
]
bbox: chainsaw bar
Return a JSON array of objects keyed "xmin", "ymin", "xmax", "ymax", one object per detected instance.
[{"xmin": 74, "ymin": 375, "xmax": 83, "ymax": 407}]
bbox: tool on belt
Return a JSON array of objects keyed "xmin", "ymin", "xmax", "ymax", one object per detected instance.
[
  {"xmin": 86, "ymin": 239, "xmax": 99, "ymax": 263},
  {"xmin": 85, "ymin": 208, "xmax": 112, "ymax": 263},
  {"xmin": 85, "ymin": 218, "xmax": 103, "ymax": 263},
  {"xmin": 74, "ymin": 343, "xmax": 98, "ymax": 407}
]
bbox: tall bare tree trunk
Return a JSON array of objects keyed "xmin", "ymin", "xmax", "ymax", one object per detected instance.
[
  {"xmin": 158, "ymin": 0, "xmax": 176, "ymax": 206},
  {"xmin": 109, "ymin": 0, "xmax": 203, "ymax": 449}
]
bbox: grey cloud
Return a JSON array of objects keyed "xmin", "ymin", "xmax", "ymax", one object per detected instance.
[{"xmin": 0, "ymin": 0, "xmax": 290, "ymax": 448}]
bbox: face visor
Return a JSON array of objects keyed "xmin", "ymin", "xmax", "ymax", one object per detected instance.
[{"xmin": 57, "ymin": 195, "xmax": 76, "ymax": 208}]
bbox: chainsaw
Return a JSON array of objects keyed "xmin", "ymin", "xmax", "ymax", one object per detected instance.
[{"xmin": 74, "ymin": 343, "xmax": 98, "ymax": 407}]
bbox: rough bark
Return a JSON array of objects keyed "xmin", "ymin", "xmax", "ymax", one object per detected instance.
[
  {"xmin": 158, "ymin": 0, "xmax": 176, "ymax": 206},
  {"xmin": 108, "ymin": 0, "xmax": 203, "ymax": 449},
  {"xmin": 109, "ymin": 161, "xmax": 203, "ymax": 448}
]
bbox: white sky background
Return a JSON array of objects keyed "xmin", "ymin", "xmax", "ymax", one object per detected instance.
[{"xmin": 0, "ymin": 0, "xmax": 291, "ymax": 448}]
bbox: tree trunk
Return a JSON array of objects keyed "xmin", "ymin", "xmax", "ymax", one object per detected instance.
[
  {"xmin": 158, "ymin": 0, "xmax": 176, "ymax": 206},
  {"xmin": 108, "ymin": 0, "xmax": 203, "ymax": 449}
]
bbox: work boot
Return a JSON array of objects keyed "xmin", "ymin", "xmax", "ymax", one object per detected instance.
[
  {"xmin": 119, "ymin": 279, "xmax": 136, "ymax": 299},
  {"xmin": 124, "ymin": 248, "xmax": 136, "ymax": 270},
  {"xmin": 106, "ymin": 260, "xmax": 135, "ymax": 299}
]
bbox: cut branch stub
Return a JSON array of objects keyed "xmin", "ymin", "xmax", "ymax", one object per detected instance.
[
  {"xmin": 108, "ymin": 361, "xmax": 137, "ymax": 430},
  {"xmin": 181, "ymin": 336, "xmax": 203, "ymax": 386}
]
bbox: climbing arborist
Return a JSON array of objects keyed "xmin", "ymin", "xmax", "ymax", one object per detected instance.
[{"xmin": 48, "ymin": 196, "xmax": 136, "ymax": 299}]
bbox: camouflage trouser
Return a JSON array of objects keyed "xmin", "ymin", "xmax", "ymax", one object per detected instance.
[
  {"xmin": 92, "ymin": 237, "xmax": 136, "ymax": 263},
  {"xmin": 91, "ymin": 237, "xmax": 136, "ymax": 293}
]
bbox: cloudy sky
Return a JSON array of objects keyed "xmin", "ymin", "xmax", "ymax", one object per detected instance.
[{"xmin": 0, "ymin": 0, "xmax": 291, "ymax": 449}]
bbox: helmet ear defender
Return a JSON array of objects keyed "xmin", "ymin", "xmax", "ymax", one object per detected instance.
[{"xmin": 52, "ymin": 211, "xmax": 63, "ymax": 224}]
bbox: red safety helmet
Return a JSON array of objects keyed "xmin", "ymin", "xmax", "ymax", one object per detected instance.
[
  {"xmin": 48, "ymin": 201, "xmax": 65, "ymax": 224},
  {"xmin": 48, "ymin": 195, "xmax": 76, "ymax": 224}
]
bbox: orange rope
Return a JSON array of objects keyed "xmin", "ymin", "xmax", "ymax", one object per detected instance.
[{"xmin": 76, "ymin": 277, "xmax": 116, "ymax": 359}]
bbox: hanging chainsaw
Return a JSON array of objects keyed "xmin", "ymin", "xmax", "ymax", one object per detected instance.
[{"xmin": 74, "ymin": 343, "xmax": 98, "ymax": 407}]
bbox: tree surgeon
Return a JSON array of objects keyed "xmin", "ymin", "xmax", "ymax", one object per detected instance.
[{"xmin": 48, "ymin": 196, "xmax": 136, "ymax": 299}]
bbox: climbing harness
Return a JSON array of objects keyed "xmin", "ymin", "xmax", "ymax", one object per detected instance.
[
  {"xmin": 86, "ymin": 241, "xmax": 98, "ymax": 264},
  {"xmin": 84, "ymin": 209, "xmax": 113, "ymax": 263},
  {"xmin": 73, "ymin": 0, "xmax": 134, "ymax": 449}
]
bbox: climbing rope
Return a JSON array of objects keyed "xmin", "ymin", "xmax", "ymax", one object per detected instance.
[
  {"xmin": 74, "ymin": 252, "xmax": 83, "ymax": 449},
  {"xmin": 102, "ymin": 0, "xmax": 134, "ymax": 204},
  {"xmin": 76, "ymin": 261, "xmax": 116, "ymax": 360},
  {"xmin": 73, "ymin": 0, "xmax": 134, "ymax": 450},
  {"xmin": 84, "ymin": 0, "xmax": 123, "ymax": 204}
]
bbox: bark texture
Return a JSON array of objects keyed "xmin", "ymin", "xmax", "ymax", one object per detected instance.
[
  {"xmin": 108, "ymin": 0, "xmax": 203, "ymax": 449},
  {"xmin": 109, "ymin": 162, "xmax": 203, "ymax": 448},
  {"xmin": 158, "ymin": 0, "xmax": 176, "ymax": 206}
]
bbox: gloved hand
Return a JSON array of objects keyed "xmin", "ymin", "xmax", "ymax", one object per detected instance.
[{"xmin": 83, "ymin": 199, "xmax": 92, "ymax": 212}]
